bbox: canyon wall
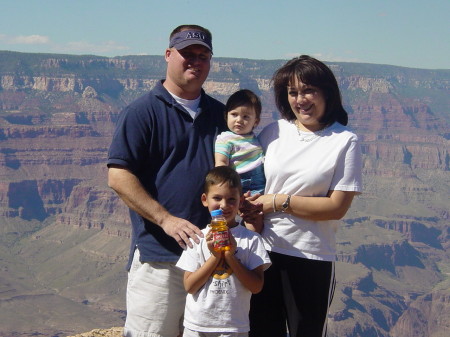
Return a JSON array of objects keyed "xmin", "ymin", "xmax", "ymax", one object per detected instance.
[{"xmin": 0, "ymin": 51, "xmax": 448, "ymax": 336}]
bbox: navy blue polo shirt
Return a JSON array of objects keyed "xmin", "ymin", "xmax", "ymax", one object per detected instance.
[{"xmin": 107, "ymin": 81, "xmax": 226, "ymax": 268}]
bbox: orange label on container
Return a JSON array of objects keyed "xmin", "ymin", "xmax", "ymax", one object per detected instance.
[{"xmin": 213, "ymin": 230, "xmax": 230, "ymax": 251}]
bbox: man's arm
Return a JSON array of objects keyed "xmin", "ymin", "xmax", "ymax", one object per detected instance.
[{"xmin": 107, "ymin": 165, "xmax": 203, "ymax": 249}]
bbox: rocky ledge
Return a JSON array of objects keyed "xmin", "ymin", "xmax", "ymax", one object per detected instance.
[{"xmin": 68, "ymin": 327, "xmax": 123, "ymax": 337}]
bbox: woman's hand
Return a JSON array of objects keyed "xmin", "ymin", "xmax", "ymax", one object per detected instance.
[
  {"xmin": 257, "ymin": 191, "xmax": 357, "ymax": 221},
  {"xmin": 241, "ymin": 193, "xmax": 275, "ymax": 214},
  {"xmin": 239, "ymin": 191, "xmax": 264, "ymax": 231}
]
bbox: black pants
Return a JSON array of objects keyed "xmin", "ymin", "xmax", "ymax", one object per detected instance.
[{"xmin": 249, "ymin": 252, "xmax": 335, "ymax": 337}]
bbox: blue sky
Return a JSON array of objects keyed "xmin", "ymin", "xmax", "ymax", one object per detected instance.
[{"xmin": 1, "ymin": 0, "xmax": 449, "ymax": 69}]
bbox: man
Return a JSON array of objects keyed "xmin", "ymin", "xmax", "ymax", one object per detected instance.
[{"xmin": 107, "ymin": 25, "xmax": 226, "ymax": 337}]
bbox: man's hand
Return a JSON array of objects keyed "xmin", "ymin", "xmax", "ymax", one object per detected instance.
[
  {"xmin": 160, "ymin": 214, "xmax": 204, "ymax": 249},
  {"xmin": 109, "ymin": 166, "xmax": 204, "ymax": 250}
]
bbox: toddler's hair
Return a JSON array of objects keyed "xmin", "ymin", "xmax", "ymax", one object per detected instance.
[{"xmin": 225, "ymin": 89, "xmax": 262, "ymax": 119}]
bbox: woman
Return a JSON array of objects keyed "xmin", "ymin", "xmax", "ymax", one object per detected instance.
[{"xmin": 247, "ymin": 55, "xmax": 363, "ymax": 337}]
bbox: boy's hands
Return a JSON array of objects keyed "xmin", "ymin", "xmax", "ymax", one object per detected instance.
[
  {"xmin": 224, "ymin": 231, "xmax": 237, "ymax": 258},
  {"xmin": 205, "ymin": 229, "xmax": 222, "ymax": 258},
  {"xmin": 206, "ymin": 229, "xmax": 237, "ymax": 259}
]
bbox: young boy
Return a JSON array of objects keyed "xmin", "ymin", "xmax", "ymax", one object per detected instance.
[
  {"xmin": 215, "ymin": 89, "xmax": 265, "ymax": 195},
  {"xmin": 176, "ymin": 166, "xmax": 271, "ymax": 337}
]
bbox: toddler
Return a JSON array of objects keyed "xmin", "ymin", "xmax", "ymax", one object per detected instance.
[{"xmin": 215, "ymin": 89, "xmax": 265, "ymax": 195}]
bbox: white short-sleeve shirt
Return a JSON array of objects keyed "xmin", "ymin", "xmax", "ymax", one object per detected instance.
[
  {"xmin": 258, "ymin": 120, "xmax": 363, "ymax": 261},
  {"xmin": 176, "ymin": 225, "xmax": 271, "ymax": 333}
]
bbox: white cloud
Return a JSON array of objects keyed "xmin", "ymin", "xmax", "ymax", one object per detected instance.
[
  {"xmin": 58, "ymin": 40, "xmax": 130, "ymax": 55},
  {"xmin": 1, "ymin": 34, "xmax": 51, "ymax": 45},
  {"xmin": 313, "ymin": 53, "xmax": 362, "ymax": 64},
  {"xmin": 285, "ymin": 52, "xmax": 362, "ymax": 64},
  {"xmin": 0, "ymin": 34, "xmax": 130, "ymax": 56}
]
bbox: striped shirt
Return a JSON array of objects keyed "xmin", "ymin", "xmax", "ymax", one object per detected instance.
[{"xmin": 215, "ymin": 131, "xmax": 264, "ymax": 174}]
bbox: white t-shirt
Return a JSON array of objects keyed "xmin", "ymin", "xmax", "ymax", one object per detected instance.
[
  {"xmin": 258, "ymin": 120, "xmax": 363, "ymax": 261},
  {"xmin": 176, "ymin": 225, "xmax": 271, "ymax": 333},
  {"xmin": 169, "ymin": 92, "xmax": 201, "ymax": 119}
]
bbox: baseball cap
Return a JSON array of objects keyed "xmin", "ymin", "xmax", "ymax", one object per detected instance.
[{"xmin": 169, "ymin": 30, "xmax": 213, "ymax": 53}]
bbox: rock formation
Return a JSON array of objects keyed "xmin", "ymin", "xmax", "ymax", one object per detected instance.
[{"xmin": 0, "ymin": 51, "xmax": 448, "ymax": 337}]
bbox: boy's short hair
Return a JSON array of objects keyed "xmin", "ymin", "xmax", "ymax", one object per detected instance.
[
  {"xmin": 225, "ymin": 89, "xmax": 262, "ymax": 119},
  {"xmin": 204, "ymin": 166, "xmax": 243, "ymax": 195}
]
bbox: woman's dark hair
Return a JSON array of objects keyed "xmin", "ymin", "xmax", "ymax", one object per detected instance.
[
  {"xmin": 272, "ymin": 55, "xmax": 348, "ymax": 126},
  {"xmin": 225, "ymin": 89, "xmax": 262, "ymax": 119}
]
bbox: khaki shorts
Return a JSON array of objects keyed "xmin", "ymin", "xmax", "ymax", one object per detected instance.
[
  {"xmin": 183, "ymin": 327, "xmax": 248, "ymax": 337},
  {"xmin": 123, "ymin": 248, "xmax": 186, "ymax": 337}
]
